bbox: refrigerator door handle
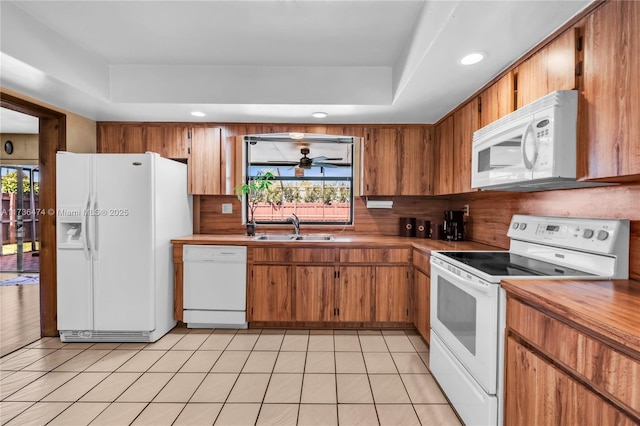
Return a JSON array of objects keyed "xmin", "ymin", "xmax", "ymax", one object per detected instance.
[
  {"xmin": 83, "ymin": 193, "xmax": 91, "ymax": 260},
  {"xmin": 91, "ymin": 195, "xmax": 99, "ymax": 257}
]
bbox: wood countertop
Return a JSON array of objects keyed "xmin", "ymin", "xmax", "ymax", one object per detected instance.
[
  {"xmin": 501, "ymin": 279, "xmax": 640, "ymax": 355},
  {"xmin": 171, "ymin": 234, "xmax": 497, "ymax": 253}
]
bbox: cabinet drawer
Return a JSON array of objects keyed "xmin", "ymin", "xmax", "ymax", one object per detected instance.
[
  {"xmin": 252, "ymin": 247, "xmax": 335, "ymax": 263},
  {"xmin": 339, "ymin": 248, "xmax": 410, "ymax": 264},
  {"xmin": 292, "ymin": 248, "xmax": 335, "ymax": 263},
  {"xmin": 412, "ymin": 249, "xmax": 430, "ymax": 275},
  {"xmin": 252, "ymin": 248, "xmax": 293, "ymax": 262},
  {"xmin": 508, "ymin": 297, "xmax": 640, "ymax": 417}
]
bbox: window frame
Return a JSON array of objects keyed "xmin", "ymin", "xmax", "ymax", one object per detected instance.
[{"xmin": 242, "ymin": 136, "xmax": 355, "ymax": 226}]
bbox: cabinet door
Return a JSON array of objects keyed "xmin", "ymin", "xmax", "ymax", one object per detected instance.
[
  {"xmin": 248, "ymin": 265, "xmax": 292, "ymax": 321},
  {"xmin": 452, "ymin": 98, "xmax": 480, "ymax": 194},
  {"xmin": 433, "ymin": 116, "xmax": 454, "ymax": 195},
  {"xmin": 582, "ymin": 0, "xmax": 640, "ymax": 180},
  {"xmin": 480, "ymin": 73, "xmax": 514, "ymax": 127},
  {"xmin": 413, "ymin": 269, "xmax": 430, "ymax": 343},
  {"xmin": 189, "ymin": 127, "xmax": 222, "ymax": 195},
  {"xmin": 145, "ymin": 125, "xmax": 190, "ymax": 159},
  {"xmin": 516, "ymin": 29, "xmax": 577, "ymax": 108},
  {"xmin": 505, "ymin": 336, "xmax": 636, "ymax": 426},
  {"xmin": 375, "ymin": 266, "xmax": 411, "ymax": 322},
  {"xmin": 399, "ymin": 127, "xmax": 431, "ymax": 195},
  {"xmin": 338, "ymin": 266, "xmax": 374, "ymax": 322},
  {"xmin": 97, "ymin": 124, "xmax": 144, "ymax": 153},
  {"xmin": 362, "ymin": 127, "xmax": 399, "ymax": 195},
  {"xmin": 295, "ymin": 266, "xmax": 335, "ymax": 322}
]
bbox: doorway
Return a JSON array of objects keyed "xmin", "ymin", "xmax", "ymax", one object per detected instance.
[{"xmin": 1, "ymin": 92, "xmax": 66, "ymax": 347}]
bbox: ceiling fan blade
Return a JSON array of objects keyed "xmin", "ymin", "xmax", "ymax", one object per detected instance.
[
  {"xmin": 311, "ymin": 156, "xmax": 343, "ymax": 163},
  {"xmin": 313, "ymin": 162, "xmax": 338, "ymax": 168},
  {"xmin": 267, "ymin": 160, "xmax": 298, "ymax": 165}
]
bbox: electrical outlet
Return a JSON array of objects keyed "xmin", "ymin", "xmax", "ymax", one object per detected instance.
[
  {"xmin": 463, "ymin": 204, "xmax": 470, "ymax": 216},
  {"xmin": 222, "ymin": 203, "xmax": 233, "ymax": 214}
]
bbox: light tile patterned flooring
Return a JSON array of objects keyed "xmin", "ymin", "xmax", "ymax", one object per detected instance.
[{"xmin": 0, "ymin": 328, "xmax": 462, "ymax": 425}]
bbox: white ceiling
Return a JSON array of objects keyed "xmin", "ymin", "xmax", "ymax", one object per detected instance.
[
  {"xmin": 0, "ymin": 108, "xmax": 39, "ymax": 134},
  {"xmin": 0, "ymin": 0, "xmax": 592, "ymax": 128}
]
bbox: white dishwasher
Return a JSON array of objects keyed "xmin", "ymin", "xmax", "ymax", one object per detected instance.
[{"xmin": 183, "ymin": 245, "xmax": 247, "ymax": 328}]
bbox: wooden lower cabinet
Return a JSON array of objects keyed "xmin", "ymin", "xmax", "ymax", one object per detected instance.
[
  {"xmin": 249, "ymin": 247, "xmax": 411, "ymax": 325},
  {"xmin": 505, "ymin": 335, "xmax": 636, "ymax": 426},
  {"xmin": 295, "ymin": 266, "xmax": 335, "ymax": 322},
  {"xmin": 338, "ymin": 266, "xmax": 374, "ymax": 322},
  {"xmin": 413, "ymin": 269, "xmax": 430, "ymax": 343},
  {"xmin": 504, "ymin": 295, "xmax": 640, "ymax": 425},
  {"xmin": 374, "ymin": 266, "xmax": 411, "ymax": 322},
  {"xmin": 248, "ymin": 265, "xmax": 292, "ymax": 321}
]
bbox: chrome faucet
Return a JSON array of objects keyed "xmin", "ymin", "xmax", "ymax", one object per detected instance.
[{"xmin": 287, "ymin": 213, "xmax": 300, "ymax": 236}]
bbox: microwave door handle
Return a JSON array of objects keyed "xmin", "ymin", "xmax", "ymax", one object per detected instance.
[{"xmin": 521, "ymin": 122, "xmax": 538, "ymax": 170}]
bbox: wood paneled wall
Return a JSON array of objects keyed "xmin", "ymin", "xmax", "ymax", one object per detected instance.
[
  {"xmin": 451, "ymin": 183, "xmax": 640, "ymax": 280},
  {"xmin": 199, "ymin": 195, "xmax": 449, "ymax": 237}
]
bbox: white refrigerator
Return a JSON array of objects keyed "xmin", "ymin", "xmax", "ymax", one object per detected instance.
[{"xmin": 56, "ymin": 152, "xmax": 192, "ymax": 342}]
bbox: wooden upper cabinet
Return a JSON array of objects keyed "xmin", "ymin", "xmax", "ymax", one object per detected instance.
[
  {"xmin": 188, "ymin": 127, "xmax": 222, "ymax": 195},
  {"xmin": 452, "ymin": 98, "xmax": 480, "ymax": 194},
  {"xmin": 479, "ymin": 73, "xmax": 514, "ymax": 127},
  {"xmin": 433, "ymin": 116, "xmax": 454, "ymax": 195},
  {"xmin": 516, "ymin": 28, "xmax": 579, "ymax": 108},
  {"xmin": 362, "ymin": 126, "xmax": 433, "ymax": 196},
  {"xmin": 144, "ymin": 125, "xmax": 190, "ymax": 159},
  {"xmin": 362, "ymin": 127, "xmax": 400, "ymax": 195},
  {"xmin": 399, "ymin": 127, "xmax": 432, "ymax": 195},
  {"xmin": 581, "ymin": 0, "xmax": 640, "ymax": 180},
  {"xmin": 97, "ymin": 124, "xmax": 144, "ymax": 153}
]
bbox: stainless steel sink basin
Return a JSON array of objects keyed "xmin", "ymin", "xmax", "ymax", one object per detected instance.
[
  {"xmin": 252, "ymin": 234, "xmax": 334, "ymax": 241},
  {"xmin": 294, "ymin": 234, "xmax": 334, "ymax": 241},
  {"xmin": 252, "ymin": 234, "xmax": 297, "ymax": 241}
]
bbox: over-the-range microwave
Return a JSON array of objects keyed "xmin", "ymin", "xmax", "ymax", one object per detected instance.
[{"xmin": 471, "ymin": 90, "xmax": 609, "ymax": 192}]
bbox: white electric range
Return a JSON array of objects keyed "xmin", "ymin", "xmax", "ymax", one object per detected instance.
[{"xmin": 429, "ymin": 214, "xmax": 630, "ymax": 426}]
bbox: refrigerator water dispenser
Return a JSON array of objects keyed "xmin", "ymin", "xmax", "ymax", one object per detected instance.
[{"xmin": 58, "ymin": 222, "xmax": 83, "ymax": 248}]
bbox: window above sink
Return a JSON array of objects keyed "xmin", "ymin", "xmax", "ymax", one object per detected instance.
[{"xmin": 243, "ymin": 133, "xmax": 354, "ymax": 226}]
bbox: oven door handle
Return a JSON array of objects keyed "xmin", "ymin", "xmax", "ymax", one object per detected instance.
[{"xmin": 431, "ymin": 261, "xmax": 492, "ymax": 295}]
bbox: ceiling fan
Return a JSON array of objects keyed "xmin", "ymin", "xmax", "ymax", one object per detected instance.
[{"xmin": 269, "ymin": 147, "xmax": 343, "ymax": 169}]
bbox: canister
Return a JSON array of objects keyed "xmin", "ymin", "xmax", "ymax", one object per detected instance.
[
  {"xmin": 399, "ymin": 217, "xmax": 416, "ymax": 237},
  {"xmin": 416, "ymin": 219, "xmax": 431, "ymax": 238}
]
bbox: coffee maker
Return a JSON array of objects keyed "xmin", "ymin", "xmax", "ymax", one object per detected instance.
[{"xmin": 443, "ymin": 210, "xmax": 465, "ymax": 241}]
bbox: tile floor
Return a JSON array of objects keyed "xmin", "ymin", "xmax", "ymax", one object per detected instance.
[{"xmin": 0, "ymin": 328, "xmax": 462, "ymax": 425}]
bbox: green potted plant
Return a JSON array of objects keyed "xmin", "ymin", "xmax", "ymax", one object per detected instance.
[{"xmin": 235, "ymin": 170, "xmax": 275, "ymax": 236}]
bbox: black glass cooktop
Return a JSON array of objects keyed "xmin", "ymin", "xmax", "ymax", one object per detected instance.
[{"xmin": 437, "ymin": 251, "xmax": 595, "ymax": 277}]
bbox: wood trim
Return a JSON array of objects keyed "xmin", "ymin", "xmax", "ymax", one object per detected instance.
[{"xmin": 1, "ymin": 91, "xmax": 67, "ymax": 337}]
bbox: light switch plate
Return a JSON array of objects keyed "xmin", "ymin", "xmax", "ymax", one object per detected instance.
[{"xmin": 222, "ymin": 203, "xmax": 233, "ymax": 214}]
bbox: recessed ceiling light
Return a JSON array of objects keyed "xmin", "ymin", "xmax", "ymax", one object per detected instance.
[
  {"xmin": 312, "ymin": 112, "xmax": 328, "ymax": 118},
  {"xmin": 289, "ymin": 132, "xmax": 305, "ymax": 140},
  {"xmin": 460, "ymin": 52, "xmax": 486, "ymax": 65},
  {"xmin": 190, "ymin": 111, "xmax": 206, "ymax": 117}
]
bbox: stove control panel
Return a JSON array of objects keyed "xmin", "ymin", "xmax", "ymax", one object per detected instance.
[{"xmin": 508, "ymin": 215, "xmax": 628, "ymax": 254}]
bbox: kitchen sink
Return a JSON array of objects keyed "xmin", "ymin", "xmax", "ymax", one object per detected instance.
[
  {"xmin": 252, "ymin": 234, "xmax": 297, "ymax": 241},
  {"xmin": 252, "ymin": 234, "xmax": 334, "ymax": 241},
  {"xmin": 295, "ymin": 234, "xmax": 334, "ymax": 241}
]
